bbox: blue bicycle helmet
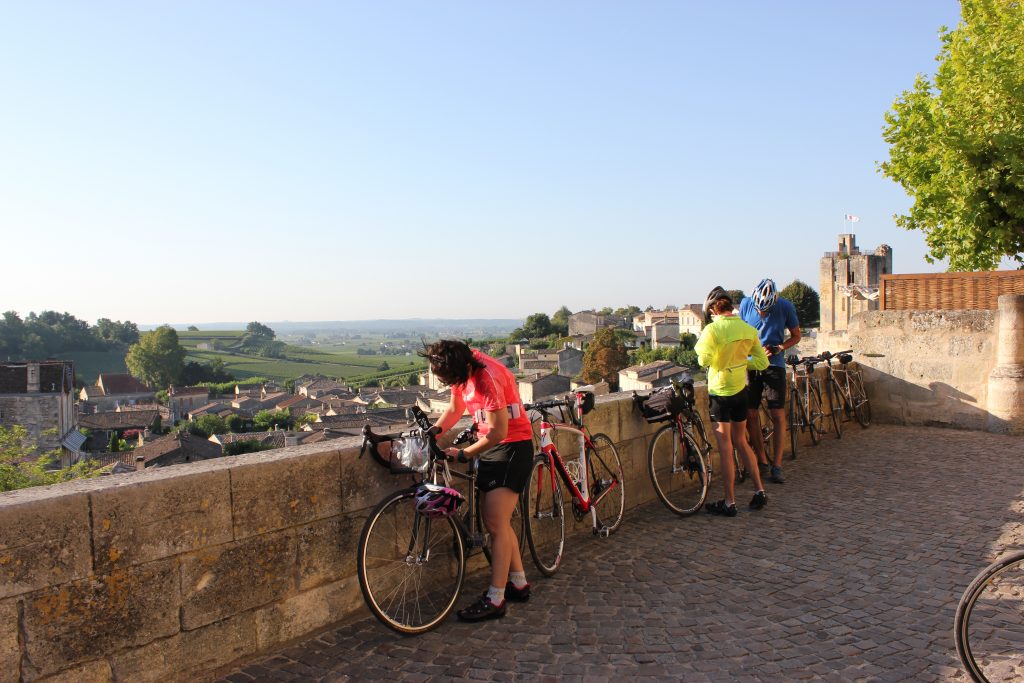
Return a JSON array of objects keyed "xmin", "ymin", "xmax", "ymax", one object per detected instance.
[{"xmin": 752, "ymin": 279, "xmax": 778, "ymax": 313}]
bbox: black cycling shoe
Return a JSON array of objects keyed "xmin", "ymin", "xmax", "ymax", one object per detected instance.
[
  {"xmin": 749, "ymin": 490, "xmax": 768, "ymax": 510},
  {"xmin": 505, "ymin": 582, "xmax": 531, "ymax": 603},
  {"xmin": 456, "ymin": 596, "xmax": 507, "ymax": 622},
  {"xmin": 705, "ymin": 500, "xmax": 737, "ymax": 517}
]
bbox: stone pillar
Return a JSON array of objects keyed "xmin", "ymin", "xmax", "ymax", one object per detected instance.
[{"xmin": 987, "ymin": 294, "xmax": 1024, "ymax": 434}]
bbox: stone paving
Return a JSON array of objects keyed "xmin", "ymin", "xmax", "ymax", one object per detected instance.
[{"xmin": 215, "ymin": 424, "xmax": 1024, "ymax": 682}]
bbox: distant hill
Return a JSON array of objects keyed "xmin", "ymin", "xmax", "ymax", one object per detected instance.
[{"xmin": 141, "ymin": 319, "xmax": 522, "ymax": 336}]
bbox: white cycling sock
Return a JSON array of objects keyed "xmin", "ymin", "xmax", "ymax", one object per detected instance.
[
  {"xmin": 486, "ymin": 585, "xmax": 505, "ymax": 605},
  {"xmin": 509, "ymin": 571, "xmax": 528, "ymax": 589}
]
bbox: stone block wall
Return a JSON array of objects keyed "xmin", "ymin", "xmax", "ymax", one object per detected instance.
[
  {"xmin": 849, "ymin": 310, "xmax": 997, "ymax": 430},
  {"xmin": 0, "ymin": 386, "xmax": 826, "ymax": 682}
]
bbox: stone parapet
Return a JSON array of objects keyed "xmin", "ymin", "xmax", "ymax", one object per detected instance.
[{"xmin": 0, "ymin": 386, "xmax": 829, "ymax": 682}]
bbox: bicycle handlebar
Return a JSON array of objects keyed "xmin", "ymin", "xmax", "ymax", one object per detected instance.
[{"xmin": 524, "ymin": 397, "xmax": 572, "ymax": 412}]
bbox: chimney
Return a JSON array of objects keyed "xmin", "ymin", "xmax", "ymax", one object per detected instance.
[
  {"xmin": 135, "ymin": 455, "xmax": 145, "ymax": 471},
  {"xmin": 27, "ymin": 362, "xmax": 40, "ymax": 393}
]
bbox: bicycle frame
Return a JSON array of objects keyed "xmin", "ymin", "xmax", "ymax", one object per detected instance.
[{"xmin": 534, "ymin": 413, "xmax": 617, "ymax": 532}]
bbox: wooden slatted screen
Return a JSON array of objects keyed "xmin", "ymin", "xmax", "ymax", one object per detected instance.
[{"xmin": 879, "ymin": 270, "xmax": 1024, "ymax": 310}]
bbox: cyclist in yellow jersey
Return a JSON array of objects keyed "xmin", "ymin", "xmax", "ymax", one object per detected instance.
[{"xmin": 695, "ymin": 287, "xmax": 770, "ymax": 516}]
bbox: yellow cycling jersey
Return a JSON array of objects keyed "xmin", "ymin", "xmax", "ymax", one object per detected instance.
[{"xmin": 694, "ymin": 314, "xmax": 769, "ymax": 397}]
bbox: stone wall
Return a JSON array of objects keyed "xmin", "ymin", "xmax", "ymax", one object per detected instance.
[
  {"xmin": 0, "ymin": 387, "xmax": 828, "ymax": 682},
  {"xmin": 849, "ymin": 309, "xmax": 997, "ymax": 430}
]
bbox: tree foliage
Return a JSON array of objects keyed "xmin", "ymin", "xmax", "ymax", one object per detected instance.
[
  {"xmin": 1, "ymin": 425, "xmax": 104, "ymax": 492},
  {"xmin": 0, "ymin": 310, "xmax": 139, "ymax": 360},
  {"xmin": 581, "ymin": 328, "xmax": 629, "ymax": 389},
  {"xmin": 550, "ymin": 306, "xmax": 572, "ymax": 336},
  {"xmin": 523, "ymin": 313, "xmax": 553, "ymax": 339},
  {"xmin": 125, "ymin": 325, "xmax": 186, "ymax": 390},
  {"xmin": 254, "ymin": 409, "xmax": 291, "ymax": 431},
  {"xmin": 880, "ymin": 0, "xmax": 1024, "ymax": 270},
  {"xmin": 246, "ymin": 321, "xmax": 276, "ymax": 339},
  {"xmin": 779, "ymin": 280, "xmax": 821, "ymax": 327}
]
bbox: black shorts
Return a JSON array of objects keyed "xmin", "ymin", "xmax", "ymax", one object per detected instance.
[
  {"xmin": 708, "ymin": 388, "xmax": 749, "ymax": 423},
  {"xmin": 476, "ymin": 440, "xmax": 534, "ymax": 494},
  {"xmin": 747, "ymin": 366, "xmax": 787, "ymax": 409}
]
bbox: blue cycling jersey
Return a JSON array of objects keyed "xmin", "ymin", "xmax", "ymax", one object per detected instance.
[{"xmin": 739, "ymin": 297, "xmax": 799, "ymax": 368}]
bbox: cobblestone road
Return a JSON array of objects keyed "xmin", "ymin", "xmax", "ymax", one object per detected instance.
[{"xmin": 216, "ymin": 425, "xmax": 1024, "ymax": 682}]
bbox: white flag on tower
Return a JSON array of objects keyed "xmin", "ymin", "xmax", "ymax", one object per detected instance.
[{"xmin": 845, "ymin": 214, "xmax": 860, "ymax": 223}]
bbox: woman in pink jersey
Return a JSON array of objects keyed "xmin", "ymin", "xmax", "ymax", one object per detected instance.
[{"xmin": 422, "ymin": 339, "xmax": 533, "ymax": 622}]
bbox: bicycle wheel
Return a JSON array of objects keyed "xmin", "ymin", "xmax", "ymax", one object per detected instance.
[
  {"xmin": 357, "ymin": 488, "xmax": 465, "ymax": 634},
  {"xmin": 732, "ymin": 449, "xmax": 748, "ymax": 484},
  {"xmin": 850, "ymin": 371, "xmax": 872, "ymax": 427},
  {"xmin": 648, "ymin": 423, "xmax": 709, "ymax": 516},
  {"xmin": 807, "ymin": 382, "xmax": 823, "ymax": 445},
  {"xmin": 758, "ymin": 402, "xmax": 775, "ymax": 458},
  {"xmin": 478, "ymin": 493, "xmax": 526, "ymax": 564},
  {"xmin": 587, "ymin": 433, "xmax": 625, "ymax": 534},
  {"xmin": 954, "ymin": 552, "xmax": 1024, "ymax": 683},
  {"xmin": 825, "ymin": 379, "xmax": 843, "ymax": 439},
  {"xmin": 523, "ymin": 455, "xmax": 565, "ymax": 577},
  {"xmin": 788, "ymin": 389, "xmax": 800, "ymax": 460}
]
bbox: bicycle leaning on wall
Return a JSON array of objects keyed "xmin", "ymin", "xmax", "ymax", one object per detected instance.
[
  {"xmin": 522, "ymin": 389, "xmax": 625, "ymax": 577},
  {"xmin": 356, "ymin": 406, "xmax": 524, "ymax": 634}
]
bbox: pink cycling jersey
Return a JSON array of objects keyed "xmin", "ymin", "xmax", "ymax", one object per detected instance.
[{"xmin": 453, "ymin": 350, "xmax": 533, "ymax": 443}]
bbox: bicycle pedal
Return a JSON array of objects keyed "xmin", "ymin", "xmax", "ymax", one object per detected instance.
[
  {"xmin": 466, "ymin": 533, "xmax": 486, "ymax": 548},
  {"xmin": 595, "ymin": 526, "xmax": 611, "ymax": 538}
]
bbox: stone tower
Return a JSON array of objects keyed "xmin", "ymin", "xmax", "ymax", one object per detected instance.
[{"xmin": 819, "ymin": 234, "xmax": 893, "ymax": 335}]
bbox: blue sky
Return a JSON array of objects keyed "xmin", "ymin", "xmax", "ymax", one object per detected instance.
[{"xmin": 1, "ymin": 1, "xmax": 970, "ymax": 324}]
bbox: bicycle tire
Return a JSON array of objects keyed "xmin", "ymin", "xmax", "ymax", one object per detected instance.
[
  {"xmin": 732, "ymin": 449, "xmax": 748, "ymax": 484},
  {"xmin": 850, "ymin": 370, "xmax": 871, "ymax": 427},
  {"xmin": 788, "ymin": 389, "xmax": 800, "ymax": 460},
  {"xmin": 758, "ymin": 401, "xmax": 775, "ymax": 458},
  {"xmin": 807, "ymin": 381, "xmax": 823, "ymax": 445},
  {"xmin": 954, "ymin": 551, "xmax": 1024, "ymax": 683},
  {"xmin": 587, "ymin": 433, "xmax": 625, "ymax": 534},
  {"xmin": 357, "ymin": 488, "xmax": 465, "ymax": 634},
  {"xmin": 826, "ymin": 379, "xmax": 843, "ymax": 439},
  {"xmin": 475, "ymin": 495, "xmax": 526, "ymax": 565},
  {"xmin": 648, "ymin": 423, "xmax": 709, "ymax": 516},
  {"xmin": 523, "ymin": 454, "xmax": 565, "ymax": 577}
]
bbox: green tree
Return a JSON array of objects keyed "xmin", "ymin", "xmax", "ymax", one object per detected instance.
[
  {"xmin": 581, "ymin": 328, "xmax": 629, "ymax": 390},
  {"xmin": 187, "ymin": 325, "xmax": 199, "ymax": 331},
  {"xmin": 523, "ymin": 313, "xmax": 553, "ymax": 339},
  {"xmin": 254, "ymin": 409, "xmax": 290, "ymax": 431},
  {"xmin": 191, "ymin": 414, "xmax": 228, "ymax": 437},
  {"xmin": 1, "ymin": 425, "xmax": 104, "ymax": 491},
  {"xmin": 780, "ymin": 280, "xmax": 821, "ymax": 327},
  {"xmin": 613, "ymin": 305, "xmax": 642, "ymax": 318},
  {"xmin": 125, "ymin": 325, "xmax": 185, "ymax": 389},
  {"xmin": 880, "ymin": 0, "xmax": 1024, "ymax": 270},
  {"xmin": 377, "ymin": 361, "xmax": 390, "ymax": 372},
  {"xmin": 550, "ymin": 306, "xmax": 572, "ymax": 336},
  {"xmin": 246, "ymin": 321, "xmax": 276, "ymax": 338},
  {"xmin": 225, "ymin": 414, "xmax": 245, "ymax": 433}
]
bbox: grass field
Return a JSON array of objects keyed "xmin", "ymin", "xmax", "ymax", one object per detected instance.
[
  {"xmin": 65, "ymin": 351, "xmax": 128, "ymax": 384},
  {"xmin": 178, "ymin": 331, "xmax": 426, "ymax": 384}
]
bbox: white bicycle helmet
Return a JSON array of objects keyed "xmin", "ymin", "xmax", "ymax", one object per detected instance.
[
  {"xmin": 752, "ymin": 278, "xmax": 778, "ymax": 313},
  {"xmin": 414, "ymin": 483, "xmax": 464, "ymax": 519}
]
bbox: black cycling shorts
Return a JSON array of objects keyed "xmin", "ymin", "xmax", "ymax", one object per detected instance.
[
  {"xmin": 708, "ymin": 388, "xmax": 749, "ymax": 423},
  {"xmin": 476, "ymin": 440, "xmax": 534, "ymax": 494},
  {"xmin": 747, "ymin": 366, "xmax": 787, "ymax": 410}
]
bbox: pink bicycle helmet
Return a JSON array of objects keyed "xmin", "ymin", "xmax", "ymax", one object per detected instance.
[{"xmin": 414, "ymin": 483, "xmax": 465, "ymax": 518}]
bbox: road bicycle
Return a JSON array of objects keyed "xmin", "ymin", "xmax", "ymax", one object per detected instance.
[
  {"xmin": 785, "ymin": 355, "xmax": 829, "ymax": 458},
  {"xmin": 954, "ymin": 550, "xmax": 1024, "ymax": 682},
  {"xmin": 743, "ymin": 377, "xmax": 780, "ymax": 470},
  {"xmin": 819, "ymin": 349, "xmax": 871, "ymax": 427},
  {"xmin": 356, "ymin": 407, "xmax": 524, "ymax": 634},
  {"xmin": 523, "ymin": 389, "xmax": 624, "ymax": 577},
  {"xmin": 638, "ymin": 377, "xmax": 712, "ymax": 516}
]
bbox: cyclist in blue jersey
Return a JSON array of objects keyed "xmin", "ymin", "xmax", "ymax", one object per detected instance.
[{"xmin": 739, "ymin": 279, "xmax": 801, "ymax": 484}]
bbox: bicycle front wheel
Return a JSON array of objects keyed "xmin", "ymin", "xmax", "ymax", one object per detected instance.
[
  {"xmin": 648, "ymin": 424, "xmax": 709, "ymax": 516},
  {"xmin": 523, "ymin": 455, "xmax": 565, "ymax": 577},
  {"xmin": 807, "ymin": 382, "xmax": 823, "ymax": 445},
  {"xmin": 850, "ymin": 371, "xmax": 872, "ymax": 427},
  {"xmin": 587, "ymin": 433, "xmax": 625, "ymax": 534},
  {"xmin": 955, "ymin": 552, "xmax": 1024, "ymax": 683},
  {"xmin": 826, "ymin": 379, "xmax": 843, "ymax": 439},
  {"xmin": 357, "ymin": 488, "xmax": 465, "ymax": 634}
]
